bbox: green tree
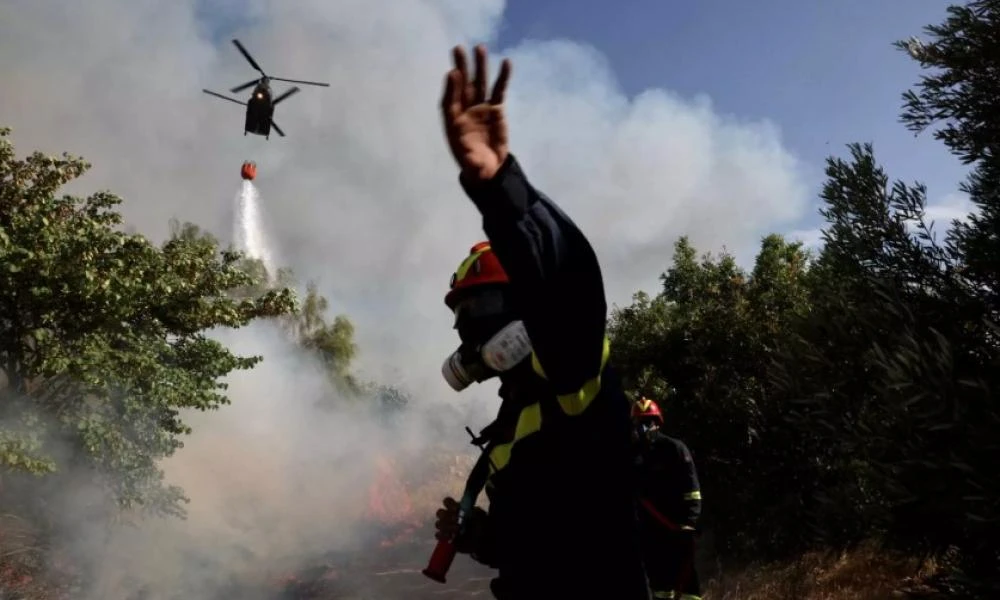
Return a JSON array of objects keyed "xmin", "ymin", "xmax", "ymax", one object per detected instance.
[
  {"xmin": 167, "ymin": 222, "xmax": 360, "ymax": 394},
  {"xmin": 765, "ymin": 3, "xmax": 1000, "ymax": 592},
  {"xmin": 291, "ymin": 282, "xmax": 358, "ymax": 391},
  {"xmin": 0, "ymin": 127, "xmax": 295, "ymax": 519},
  {"xmin": 609, "ymin": 234, "xmax": 812, "ymax": 556},
  {"xmin": 898, "ymin": 0, "xmax": 1000, "ymax": 313}
]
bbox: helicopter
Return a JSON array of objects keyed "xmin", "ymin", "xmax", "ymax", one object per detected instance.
[{"xmin": 202, "ymin": 39, "xmax": 330, "ymax": 139}]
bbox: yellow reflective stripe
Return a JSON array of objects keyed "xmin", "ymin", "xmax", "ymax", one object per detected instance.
[
  {"xmin": 679, "ymin": 595, "xmax": 702, "ymax": 600},
  {"xmin": 488, "ymin": 442, "xmax": 512, "ymax": 476},
  {"xmin": 684, "ymin": 490, "xmax": 702, "ymax": 501},
  {"xmin": 530, "ymin": 336, "xmax": 611, "ymax": 417},
  {"xmin": 515, "ymin": 402, "xmax": 542, "ymax": 439},
  {"xmin": 454, "ymin": 246, "xmax": 490, "ymax": 283},
  {"xmin": 530, "ymin": 351, "xmax": 545, "ymax": 377},
  {"xmin": 488, "ymin": 338, "xmax": 611, "ymax": 483},
  {"xmin": 487, "ymin": 402, "xmax": 543, "ymax": 476},
  {"xmin": 652, "ymin": 592, "xmax": 675, "ymax": 599}
]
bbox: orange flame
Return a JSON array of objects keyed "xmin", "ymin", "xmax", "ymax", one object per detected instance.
[
  {"xmin": 364, "ymin": 455, "xmax": 424, "ymax": 548},
  {"xmin": 365, "ymin": 456, "xmax": 413, "ymax": 524}
]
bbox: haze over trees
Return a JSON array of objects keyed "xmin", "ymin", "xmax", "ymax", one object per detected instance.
[
  {"xmin": 609, "ymin": 1, "xmax": 1000, "ymax": 595},
  {"xmin": 0, "ymin": 0, "xmax": 996, "ymax": 597}
]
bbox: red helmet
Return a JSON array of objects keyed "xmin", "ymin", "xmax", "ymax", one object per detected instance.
[
  {"xmin": 631, "ymin": 397, "xmax": 663, "ymax": 424},
  {"xmin": 444, "ymin": 242, "xmax": 509, "ymax": 310}
]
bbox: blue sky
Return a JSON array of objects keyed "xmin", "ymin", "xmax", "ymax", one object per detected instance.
[
  {"xmin": 494, "ymin": 0, "xmax": 968, "ymax": 236},
  {"xmin": 195, "ymin": 0, "xmax": 970, "ymax": 242}
]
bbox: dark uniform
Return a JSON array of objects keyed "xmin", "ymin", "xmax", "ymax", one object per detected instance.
[
  {"xmin": 635, "ymin": 430, "xmax": 703, "ymax": 600},
  {"xmin": 459, "ymin": 154, "xmax": 650, "ymax": 600}
]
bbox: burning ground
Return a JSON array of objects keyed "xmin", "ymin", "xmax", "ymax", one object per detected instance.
[
  {"xmin": 163, "ymin": 451, "xmax": 497, "ymax": 600},
  {"xmin": 3, "ymin": 445, "xmax": 498, "ymax": 600},
  {"xmin": 0, "ymin": 325, "xmax": 500, "ymax": 600}
]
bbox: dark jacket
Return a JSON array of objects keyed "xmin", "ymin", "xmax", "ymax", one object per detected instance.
[
  {"xmin": 461, "ymin": 154, "xmax": 649, "ymax": 600},
  {"xmin": 635, "ymin": 431, "xmax": 702, "ymax": 531}
]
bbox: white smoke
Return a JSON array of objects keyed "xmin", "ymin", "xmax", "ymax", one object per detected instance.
[{"xmin": 0, "ymin": 0, "xmax": 813, "ymax": 596}]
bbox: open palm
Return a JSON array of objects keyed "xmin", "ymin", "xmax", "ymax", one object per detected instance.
[{"xmin": 440, "ymin": 45, "xmax": 513, "ymax": 182}]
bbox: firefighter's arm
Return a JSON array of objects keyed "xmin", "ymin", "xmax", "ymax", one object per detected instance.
[
  {"xmin": 676, "ymin": 441, "xmax": 703, "ymax": 529},
  {"xmin": 460, "ymin": 154, "xmax": 609, "ymax": 415}
]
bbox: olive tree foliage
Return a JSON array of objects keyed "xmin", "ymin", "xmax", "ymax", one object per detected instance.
[
  {"xmin": 774, "ymin": 3, "xmax": 1000, "ymax": 592},
  {"xmin": 170, "ymin": 220, "xmax": 388, "ymax": 412},
  {"xmin": 609, "ymin": 1, "xmax": 1000, "ymax": 593},
  {"xmin": 609, "ymin": 234, "xmax": 813, "ymax": 556},
  {"xmin": 0, "ymin": 127, "xmax": 295, "ymax": 520},
  {"xmin": 171, "ymin": 219, "xmax": 361, "ymax": 388}
]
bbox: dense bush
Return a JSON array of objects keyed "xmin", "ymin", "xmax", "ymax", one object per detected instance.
[{"xmin": 610, "ymin": 1, "xmax": 999, "ymax": 595}]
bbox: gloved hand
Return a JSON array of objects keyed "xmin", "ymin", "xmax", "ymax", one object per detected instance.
[{"xmin": 434, "ymin": 496, "xmax": 489, "ymax": 554}]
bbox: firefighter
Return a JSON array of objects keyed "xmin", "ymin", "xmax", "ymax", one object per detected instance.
[
  {"xmin": 632, "ymin": 397, "xmax": 703, "ymax": 600},
  {"xmin": 431, "ymin": 44, "xmax": 650, "ymax": 600}
]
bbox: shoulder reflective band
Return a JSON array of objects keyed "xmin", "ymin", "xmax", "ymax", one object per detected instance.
[
  {"xmin": 486, "ymin": 337, "xmax": 612, "ymax": 486},
  {"xmin": 529, "ymin": 337, "xmax": 611, "ymax": 416},
  {"xmin": 684, "ymin": 490, "xmax": 702, "ymax": 501},
  {"xmin": 486, "ymin": 402, "xmax": 542, "ymax": 484}
]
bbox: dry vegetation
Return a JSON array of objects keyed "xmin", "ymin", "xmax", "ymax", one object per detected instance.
[
  {"xmin": 703, "ymin": 543, "xmax": 940, "ymax": 600},
  {"xmin": 0, "ymin": 462, "xmax": 949, "ymax": 600}
]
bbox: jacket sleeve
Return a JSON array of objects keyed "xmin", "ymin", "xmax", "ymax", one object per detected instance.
[
  {"xmin": 460, "ymin": 154, "xmax": 609, "ymax": 414},
  {"xmin": 675, "ymin": 440, "xmax": 702, "ymax": 529}
]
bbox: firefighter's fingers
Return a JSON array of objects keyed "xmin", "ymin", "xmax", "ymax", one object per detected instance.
[
  {"xmin": 434, "ymin": 515, "xmax": 458, "ymax": 529},
  {"xmin": 472, "ymin": 44, "xmax": 488, "ymax": 104},
  {"xmin": 434, "ymin": 528, "xmax": 456, "ymax": 542},
  {"xmin": 441, "ymin": 70, "xmax": 463, "ymax": 123},
  {"xmin": 435, "ymin": 508, "xmax": 457, "ymax": 522},
  {"xmin": 452, "ymin": 46, "xmax": 474, "ymax": 107},
  {"xmin": 434, "ymin": 519, "xmax": 458, "ymax": 534},
  {"xmin": 442, "ymin": 496, "xmax": 459, "ymax": 511},
  {"xmin": 489, "ymin": 58, "xmax": 512, "ymax": 105}
]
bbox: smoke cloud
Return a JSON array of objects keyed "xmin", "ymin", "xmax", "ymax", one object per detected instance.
[{"xmin": 0, "ymin": 0, "xmax": 810, "ymax": 596}]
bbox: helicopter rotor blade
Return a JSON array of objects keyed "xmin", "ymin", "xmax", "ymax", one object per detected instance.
[
  {"xmin": 202, "ymin": 89, "xmax": 246, "ymax": 106},
  {"xmin": 270, "ymin": 77, "xmax": 330, "ymax": 87},
  {"xmin": 272, "ymin": 87, "xmax": 301, "ymax": 105},
  {"xmin": 270, "ymin": 120, "xmax": 286, "ymax": 137},
  {"xmin": 232, "ymin": 39, "xmax": 265, "ymax": 74},
  {"xmin": 229, "ymin": 78, "xmax": 260, "ymax": 94}
]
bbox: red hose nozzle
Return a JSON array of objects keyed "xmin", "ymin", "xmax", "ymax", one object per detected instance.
[{"xmin": 422, "ymin": 538, "xmax": 457, "ymax": 583}]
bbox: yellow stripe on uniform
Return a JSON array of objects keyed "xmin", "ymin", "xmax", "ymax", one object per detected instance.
[
  {"xmin": 487, "ymin": 402, "xmax": 543, "ymax": 482},
  {"xmin": 684, "ymin": 490, "xmax": 702, "ymax": 501},
  {"xmin": 487, "ymin": 339, "xmax": 611, "ymax": 486},
  {"xmin": 530, "ymin": 336, "xmax": 611, "ymax": 416}
]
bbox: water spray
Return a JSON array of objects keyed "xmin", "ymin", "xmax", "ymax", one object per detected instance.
[{"xmin": 233, "ymin": 161, "xmax": 275, "ymax": 280}]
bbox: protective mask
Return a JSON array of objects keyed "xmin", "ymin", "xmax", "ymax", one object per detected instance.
[{"xmin": 442, "ymin": 320, "xmax": 533, "ymax": 391}]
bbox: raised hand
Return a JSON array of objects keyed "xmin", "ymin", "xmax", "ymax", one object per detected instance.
[{"xmin": 440, "ymin": 44, "xmax": 513, "ymax": 183}]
